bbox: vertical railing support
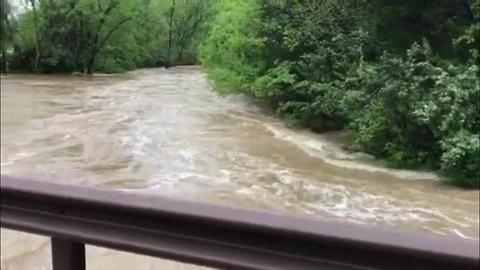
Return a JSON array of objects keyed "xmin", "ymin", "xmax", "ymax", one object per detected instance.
[{"xmin": 51, "ymin": 238, "xmax": 86, "ymax": 270}]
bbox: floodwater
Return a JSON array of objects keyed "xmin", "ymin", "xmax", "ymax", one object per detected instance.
[{"xmin": 1, "ymin": 67, "xmax": 479, "ymax": 269}]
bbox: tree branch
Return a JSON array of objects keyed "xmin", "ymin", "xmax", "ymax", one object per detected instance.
[{"xmin": 97, "ymin": 17, "xmax": 133, "ymax": 51}]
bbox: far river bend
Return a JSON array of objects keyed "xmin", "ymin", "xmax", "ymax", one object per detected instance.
[{"xmin": 1, "ymin": 67, "xmax": 479, "ymax": 269}]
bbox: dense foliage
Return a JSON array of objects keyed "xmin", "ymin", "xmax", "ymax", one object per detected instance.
[
  {"xmin": 200, "ymin": 0, "xmax": 480, "ymax": 187},
  {"xmin": 1, "ymin": 0, "xmax": 212, "ymax": 73}
]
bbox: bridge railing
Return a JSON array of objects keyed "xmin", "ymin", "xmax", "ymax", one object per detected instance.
[{"xmin": 1, "ymin": 176, "xmax": 479, "ymax": 270}]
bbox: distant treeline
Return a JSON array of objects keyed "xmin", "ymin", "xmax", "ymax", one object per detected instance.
[
  {"xmin": 200, "ymin": 0, "xmax": 480, "ymax": 187},
  {"xmin": 0, "ymin": 0, "xmax": 213, "ymax": 73}
]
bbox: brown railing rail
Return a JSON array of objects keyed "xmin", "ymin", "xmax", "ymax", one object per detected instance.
[{"xmin": 1, "ymin": 176, "xmax": 479, "ymax": 270}]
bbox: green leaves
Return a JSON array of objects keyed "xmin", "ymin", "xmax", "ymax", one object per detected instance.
[
  {"xmin": 441, "ymin": 130, "xmax": 480, "ymax": 187},
  {"xmin": 199, "ymin": 0, "xmax": 264, "ymax": 92},
  {"xmin": 353, "ymin": 41, "xmax": 479, "ymax": 185},
  {"xmin": 252, "ymin": 64, "xmax": 295, "ymax": 97}
]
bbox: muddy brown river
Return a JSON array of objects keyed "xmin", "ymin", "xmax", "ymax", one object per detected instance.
[{"xmin": 1, "ymin": 67, "xmax": 479, "ymax": 269}]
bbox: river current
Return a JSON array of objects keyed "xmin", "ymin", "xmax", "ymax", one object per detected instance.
[{"xmin": 1, "ymin": 67, "xmax": 478, "ymax": 269}]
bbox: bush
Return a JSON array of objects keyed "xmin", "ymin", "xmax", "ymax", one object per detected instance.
[
  {"xmin": 441, "ymin": 130, "xmax": 479, "ymax": 187},
  {"xmin": 354, "ymin": 41, "xmax": 445, "ymax": 166}
]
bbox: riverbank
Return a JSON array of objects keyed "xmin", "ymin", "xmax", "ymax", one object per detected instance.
[{"xmin": 199, "ymin": 1, "xmax": 480, "ymax": 188}]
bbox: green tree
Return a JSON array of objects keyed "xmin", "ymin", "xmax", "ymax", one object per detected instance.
[{"xmin": 1, "ymin": 0, "xmax": 15, "ymax": 71}]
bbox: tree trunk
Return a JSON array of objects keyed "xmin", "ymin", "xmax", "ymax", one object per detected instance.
[
  {"xmin": 86, "ymin": 49, "xmax": 96, "ymax": 74},
  {"xmin": 1, "ymin": 48, "xmax": 7, "ymax": 72},
  {"xmin": 167, "ymin": 0, "xmax": 175, "ymax": 67},
  {"xmin": 29, "ymin": 0, "xmax": 41, "ymax": 71}
]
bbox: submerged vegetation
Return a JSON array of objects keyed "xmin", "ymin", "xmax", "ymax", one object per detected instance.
[{"xmin": 1, "ymin": 0, "xmax": 479, "ymax": 187}]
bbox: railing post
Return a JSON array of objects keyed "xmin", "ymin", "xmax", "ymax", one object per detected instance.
[{"xmin": 51, "ymin": 238, "xmax": 86, "ymax": 270}]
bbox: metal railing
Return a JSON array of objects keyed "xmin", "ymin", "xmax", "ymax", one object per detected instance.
[{"xmin": 1, "ymin": 176, "xmax": 479, "ymax": 270}]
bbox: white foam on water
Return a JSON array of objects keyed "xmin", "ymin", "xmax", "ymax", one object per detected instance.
[{"xmin": 262, "ymin": 122, "xmax": 439, "ymax": 180}]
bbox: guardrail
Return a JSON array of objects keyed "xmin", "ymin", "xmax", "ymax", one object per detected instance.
[{"xmin": 1, "ymin": 176, "xmax": 479, "ymax": 270}]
